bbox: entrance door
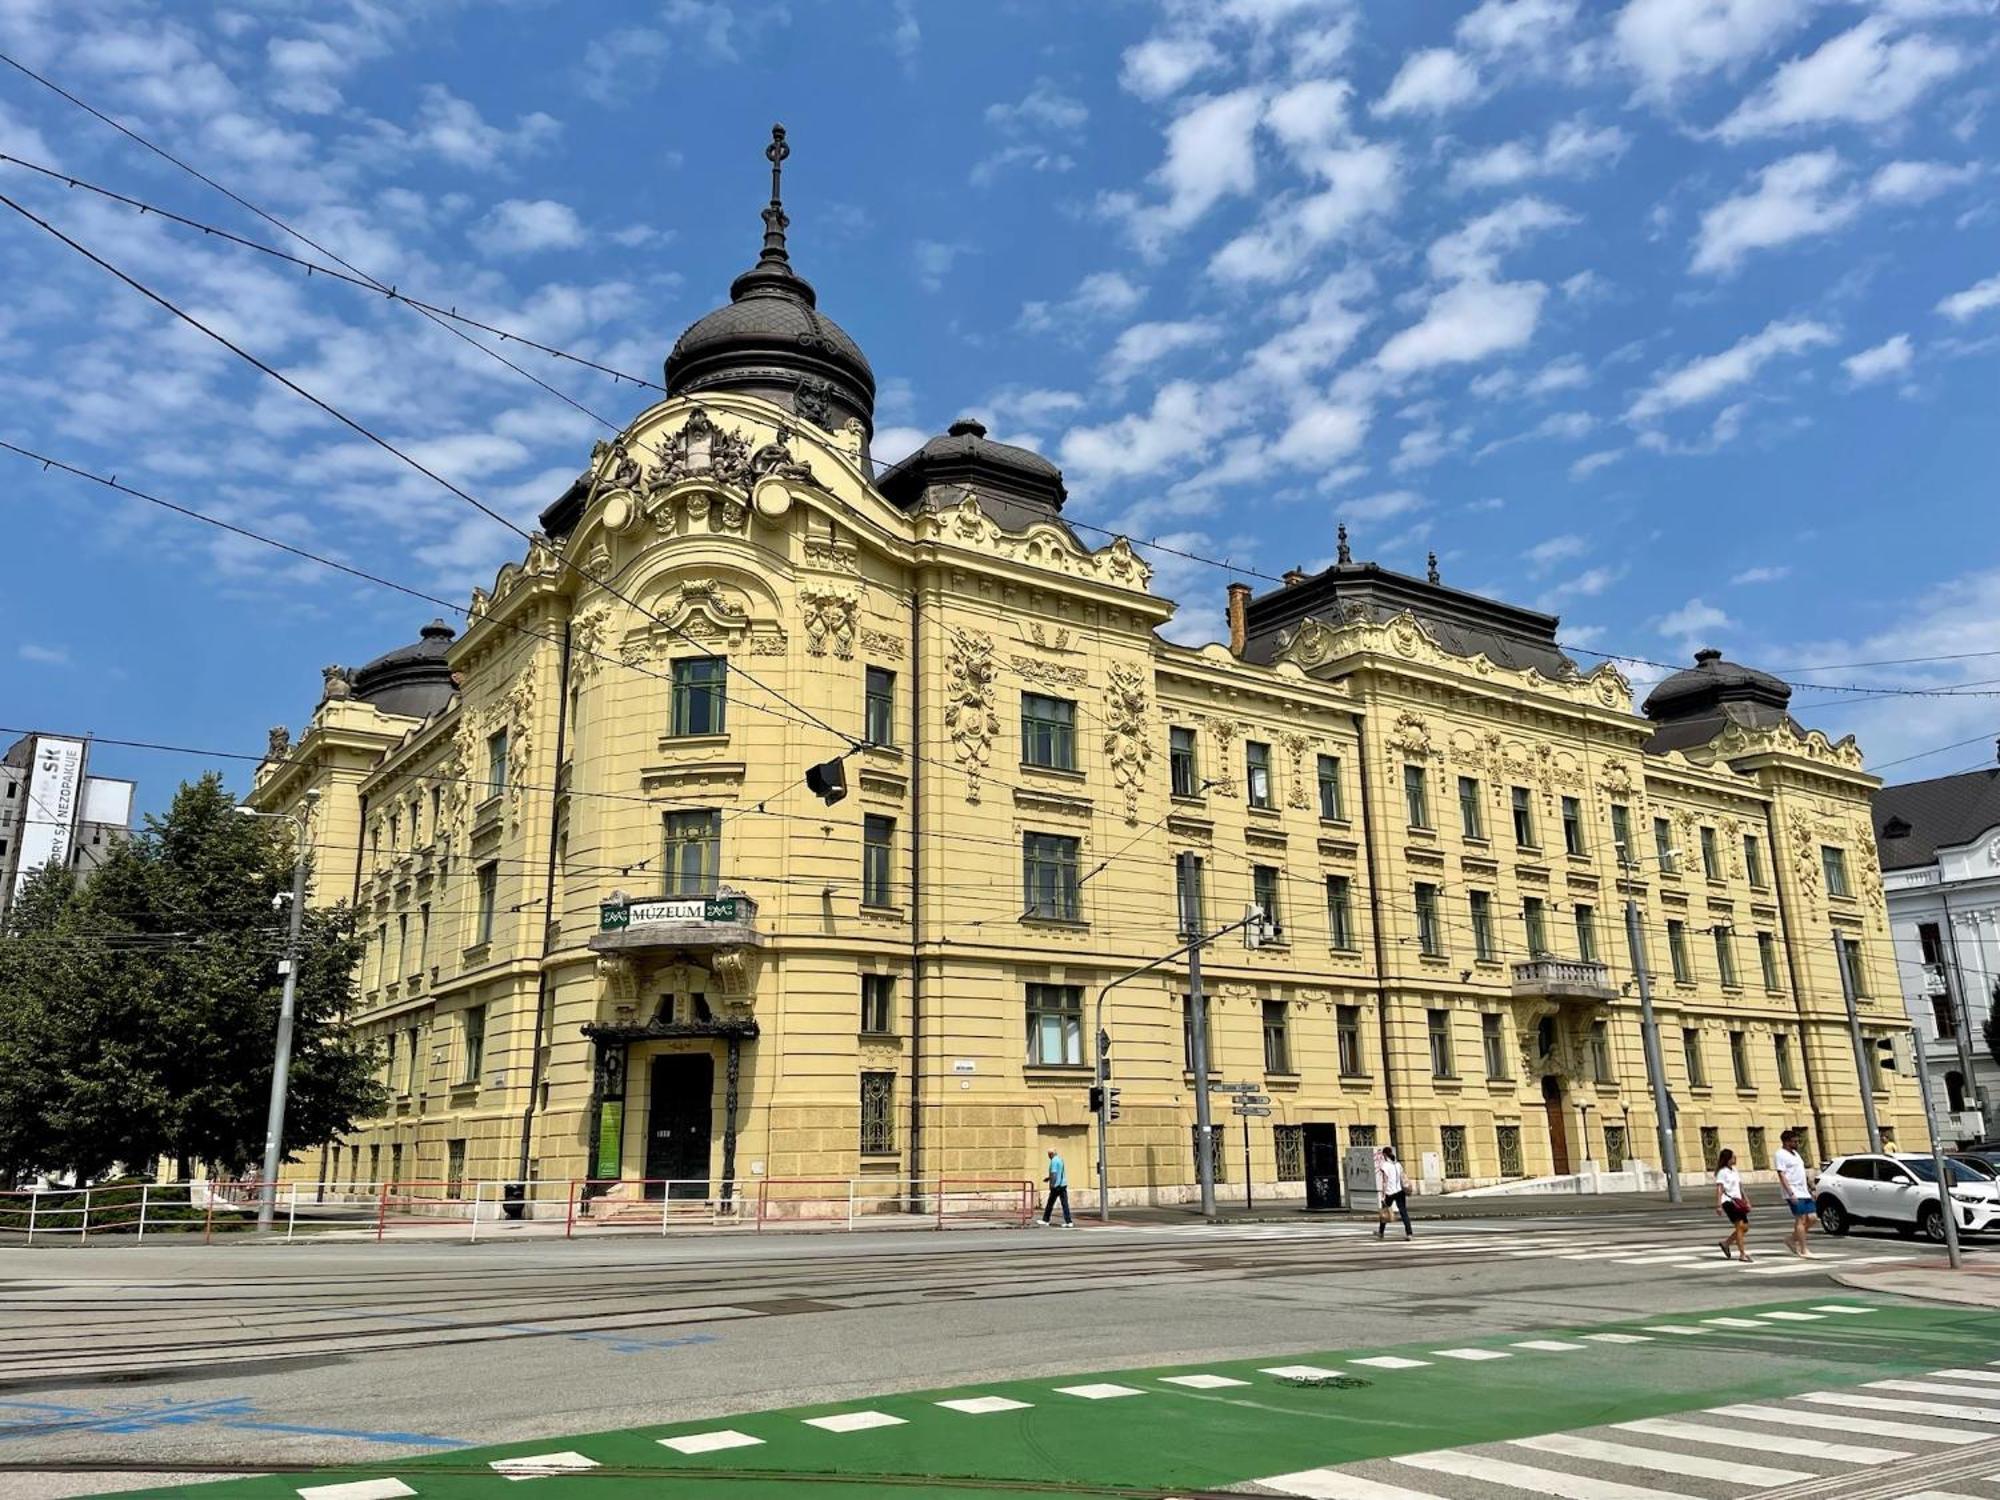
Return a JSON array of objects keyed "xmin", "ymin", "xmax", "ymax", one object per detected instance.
[
  {"xmin": 1303, "ymin": 1124, "xmax": 1342, "ymax": 1211},
  {"xmin": 1542, "ymin": 1075, "xmax": 1571, "ymax": 1175},
  {"xmin": 645, "ymin": 1054, "xmax": 714, "ymax": 1199}
]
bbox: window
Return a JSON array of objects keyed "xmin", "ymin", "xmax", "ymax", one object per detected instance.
[
  {"xmin": 1262, "ymin": 999, "xmax": 1292, "ymax": 1074},
  {"xmin": 1700, "ymin": 826, "xmax": 1720, "ymax": 879},
  {"xmin": 1350, "ymin": 1124, "xmax": 1378, "ymax": 1148},
  {"xmin": 862, "ymin": 815, "xmax": 895, "ymax": 906},
  {"xmin": 396, "ymin": 912, "xmax": 409, "ymax": 978},
  {"xmin": 460, "ymin": 1005, "xmax": 486, "ymax": 1084},
  {"xmin": 485, "ymin": 728, "xmax": 509, "ymax": 797},
  {"xmin": 1440, "ymin": 1125, "xmax": 1469, "ymax": 1178},
  {"xmin": 1747, "ymin": 1126, "xmax": 1768, "ymax": 1171},
  {"xmin": 1022, "ymin": 833, "xmax": 1081, "ymax": 920},
  {"xmin": 1469, "ymin": 890, "xmax": 1496, "ymax": 961},
  {"xmin": 663, "ymin": 810, "xmax": 721, "ymax": 896},
  {"xmin": 1170, "ymin": 726, "xmax": 1200, "ymax": 797},
  {"xmin": 1318, "ymin": 755, "xmax": 1344, "ymax": 821},
  {"xmin": 369, "ymin": 1144, "xmax": 381, "ymax": 1187},
  {"xmin": 1415, "ymin": 883, "xmax": 1443, "ymax": 956},
  {"xmin": 1246, "ymin": 740, "xmax": 1274, "ymax": 809},
  {"xmin": 864, "ymin": 666, "xmax": 895, "ymax": 746},
  {"xmin": 1774, "ymin": 1032, "xmax": 1797, "ymax": 1091},
  {"xmin": 409, "ymin": 797, "xmax": 422, "ymax": 846},
  {"xmin": 1744, "ymin": 833, "xmax": 1765, "ymax": 889},
  {"xmin": 1181, "ymin": 993, "xmax": 1213, "ymax": 1072},
  {"xmin": 1603, "ymin": 1125, "xmax": 1628, "ymax": 1173},
  {"xmin": 1458, "ymin": 776, "xmax": 1484, "ymax": 839},
  {"xmin": 860, "ymin": 974, "xmax": 894, "ymax": 1034},
  {"xmin": 1496, "ymin": 1124, "xmax": 1524, "ymax": 1176},
  {"xmin": 1404, "ymin": 764, "xmax": 1431, "ymax": 829},
  {"xmin": 1713, "ymin": 927, "xmax": 1738, "ymax": 987},
  {"xmin": 1699, "ymin": 1126, "xmax": 1721, "ymax": 1172},
  {"xmin": 1193, "ymin": 1124, "xmax": 1225, "ymax": 1183},
  {"xmin": 1821, "ymin": 844, "xmax": 1851, "ymax": 898},
  {"xmin": 1337, "ymin": 1004, "xmax": 1364, "ymax": 1076},
  {"xmin": 1562, "ymin": 796, "xmax": 1586, "ymax": 856},
  {"xmin": 1682, "ymin": 1027, "xmax": 1706, "ymax": 1088},
  {"xmin": 390, "ymin": 1142, "xmax": 404, "ymax": 1185},
  {"xmin": 1021, "ymin": 693, "xmax": 1076, "ymax": 771},
  {"xmin": 389, "ymin": 812, "xmax": 400, "ymax": 851},
  {"xmin": 1667, "ymin": 919, "xmax": 1691, "ymax": 983},
  {"xmin": 1574, "ymin": 903, "xmax": 1598, "ymax": 964},
  {"xmin": 1025, "ymin": 983, "xmax": 1083, "ymax": 1065},
  {"xmin": 1933, "ymin": 993, "xmax": 1957, "ymax": 1039},
  {"xmin": 1511, "ymin": 786, "xmax": 1536, "ymax": 849},
  {"xmin": 1427, "ymin": 1008, "xmax": 1455, "ymax": 1078},
  {"xmin": 1839, "ymin": 936, "xmax": 1867, "ymax": 997},
  {"xmin": 1522, "ymin": 896, "xmax": 1548, "ymax": 958},
  {"xmin": 1655, "ymin": 816, "xmax": 1677, "ymax": 874},
  {"xmin": 1274, "ymin": 1125, "xmax": 1305, "ymax": 1181},
  {"xmin": 859, "ymin": 1072, "xmax": 895, "ymax": 1154},
  {"xmin": 446, "ymin": 1140, "xmax": 466, "ymax": 1198},
  {"xmin": 1252, "ymin": 865, "xmax": 1283, "ymax": 939},
  {"xmin": 1730, "ymin": 1030, "xmax": 1752, "ymax": 1090},
  {"xmin": 1177, "ymin": 855, "xmax": 1205, "ymax": 937},
  {"xmin": 670, "ymin": 656, "xmax": 727, "ymax": 736},
  {"xmin": 1610, "ymin": 803, "xmax": 1633, "ymax": 866},
  {"xmin": 1757, "ymin": 931, "xmax": 1779, "ymax": 991},
  {"xmin": 405, "ymin": 1026, "xmax": 421, "ymax": 1095},
  {"xmin": 475, "ymin": 862, "xmax": 498, "ymax": 945},
  {"xmin": 1325, "ymin": 875, "xmax": 1355, "ymax": 950},
  {"xmin": 1482, "ymin": 1013, "xmax": 1508, "ymax": 1080},
  {"xmin": 1589, "ymin": 1021, "xmax": 1613, "ymax": 1083},
  {"xmin": 384, "ymin": 1031, "xmax": 398, "ymax": 1090},
  {"xmin": 429, "ymin": 786, "xmax": 442, "ymax": 838}
]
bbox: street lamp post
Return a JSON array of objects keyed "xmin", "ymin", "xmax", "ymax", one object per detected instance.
[{"xmin": 239, "ymin": 791, "xmax": 319, "ymax": 1229}]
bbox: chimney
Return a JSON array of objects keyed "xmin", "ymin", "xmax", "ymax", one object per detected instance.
[
  {"xmin": 1282, "ymin": 567, "xmax": 1308, "ymax": 588},
  {"xmin": 1226, "ymin": 582, "xmax": 1252, "ymax": 657}
]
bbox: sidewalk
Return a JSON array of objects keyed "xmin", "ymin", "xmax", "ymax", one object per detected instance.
[
  {"xmin": 1834, "ymin": 1255, "xmax": 2000, "ymax": 1310},
  {"xmin": 1094, "ymin": 1190, "xmax": 1690, "ymax": 1228}
]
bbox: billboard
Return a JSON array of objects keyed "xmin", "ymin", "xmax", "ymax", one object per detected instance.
[{"xmin": 11, "ymin": 736, "xmax": 86, "ymax": 898}]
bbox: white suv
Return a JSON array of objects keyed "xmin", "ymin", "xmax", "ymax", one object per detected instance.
[{"xmin": 1814, "ymin": 1152, "xmax": 2000, "ymax": 1242}]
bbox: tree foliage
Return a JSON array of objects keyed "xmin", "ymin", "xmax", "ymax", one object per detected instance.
[{"xmin": 0, "ymin": 774, "xmax": 382, "ymax": 1184}]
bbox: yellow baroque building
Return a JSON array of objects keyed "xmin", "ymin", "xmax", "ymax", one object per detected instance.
[{"xmin": 253, "ymin": 134, "xmax": 1916, "ymax": 1209}]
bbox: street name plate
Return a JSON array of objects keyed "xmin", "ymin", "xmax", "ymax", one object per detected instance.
[
  {"xmin": 1232, "ymin": 1105, "xmax": 1273, "ymax": 1117},
  {"xmin": 600, "ymin": 896, "xmax": 739, "ymax": 930},
  {"xmin": 1209, "ymin": 1082, "xmax": 1255, "ymax": 1093}
]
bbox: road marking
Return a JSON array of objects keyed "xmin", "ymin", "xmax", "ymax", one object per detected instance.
[
  {"xmin": 1351, "ymin": 1356, "xmax": 1430, "ymax": 1369},
  {"xmin": 1581, "ymin": 1333, "xmax": 1652, "ymax": 1344},
  {"xmin": 1513, "ymin": 1430, "xmax": 1812, "ymax": 1486},
  {"xmin": 1514, "ymin": 1340, "xmax": 1587, "ymax": 1351},
  {"xmin": 297, "ymin": 1484, "xmax": 414, "ymax": 1500},
  {"xmin": 659, "ymin": 1430, "xmax": 763, "ymax": 1455},
  {"xmin": 1432, "ymin": 1348, "xmax": 1510, "ymax": 1361},
  {"xmin": 1262, "ymin": 1365, "xmax": 1347, "ymax": 1380},
  {"xmin": 1703, "ymin": 1316, "xmax": 1773, "ymax": 1329},
  {"xmin": 1756, "ymin": 1310, "xmax": 1823, "ymax": 1321},
  {"xmin": 803, "ymin": 1410, "xmax": 906, "ymax": 1433},
  {"xmin": 1258, "ymin": 1469, "xmax": 1442, "ymax": 1499},
  {"xmin": 1888, "ymin": 1492, "xmax": 1988, "ymax": 1500},
  {"xmin": 1798, "ymin": 1391, "xmax": 2000, "ymax": 1423},
  {"xmin": 1395, "ymin": 1447, "xmax": 1696, "ymax": 1498},
  {"xmin": 1927, "ymin": 1368, "xmax": 2000, "ymax": 1384},
  {"xmin": 1811, "ymin": 1304, "xmax": 1876, "ymax": 1314},
  {"xmin": 1866, "ymin": 1380, "xmax": 2000, "ymax": 1403},
  {"xmin": 1616, "ymin": 1416, "xmax": 1908, "ymax": 1465},
  {"xmin": 1161, "ymin": 1373, "xmax": 1251, "ymax": 1388},
  {"xmin": 1055, "ymin": 1383, "xmax": 1144, "ymax": 1399},
  {"xmin": 936, "ymin": 1396, "xmax": 1031, "ymax": 1414},
  {"xmin": 1707, "ymin": 1401, "xmax": 1983, "ymax": 1444},
  {"xmin": 491, "ymin": 1452, "xmax": 599, "ymax": 1481},
  {"xmin": 1641, "ymin": 1325, "xmax": 1710, "ymax": 1336}
]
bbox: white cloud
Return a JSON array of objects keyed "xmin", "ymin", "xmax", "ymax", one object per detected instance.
[
  {"xmin": 406, "ymin": 85, "xmax": 559, "ymax": 171},
  {"xmin": 1020, "ymin": 271, "xmax": 1147, "ymax": 333},
  {"xmin": 1524, "ymin": 532, "xmax": 1588, "ymax": 573},
  {"xmin": 1657, "ymin": 596, "xmax": 1734, "ymax": 642},
  {"xmin": 1274, "ymin": 403, "xmax": 1372, "ymax": 466},
  {"xmin": 1265, "ymin": 78, "xmax": 1353, "ymax": 154},
  {"xmin": 872, "ymin": 426, "xmax": 928, "ymax": 467},
  {"xmin": 913, "ymin": 239, "xmax": 974, "ymax": 292},
  {"xmin": 1627, "ymin": 317, "xmax": 1836, "ymax": 421},
  {"xmin": 1458, "ymin": 0, "xmax": 1580, "ymax": 55},
  {"xmin": 1208, "ymin": 142, "xmax": 1400, "ymax": 283},
  {"xmin": 1121, "ymin": 34, "xmax": 1223, "ymax": 100},
  {"xmin": 1102, "ymin": 320, "xmax": 1219, "ymax": 383},
  {"xmin": 1715, "ymin": 17, "xmax": 1967, "ymax": 141},
  {"xmin": 1937, "ymin": 272, "xmax": 2000, "ymax": 321},
  {"xmin": 1843, "ymin": 333, "xmax": 1914, "ymax": 384},
  {"xmin": 1570, "ymin": 449, "xmax": 1624, "ymax": 479},
  {"xmin": 1429, "ymin": 196, "xmax": 1575, "ymax": 279},
  {"xmin": 1116, "ymin": 88, "xmax": 1265, "ymax": 251},
  {"xmin": 1450, "ymin": 117, "xmax": 1629, "ymax": 190},
  {"xmin": 1338, "ymin": 490, "xmax": 1426, "ymax": 524},
  {"xmin": 472, "ymin": 199, "xmax": 585, "ymax": 255},
  {"xmin": 1059, "ymin": 380, "xmax": 1236, "ymax": 486},
  {"xmin": 17, "ymin": 643, "xmax": 70, "ymax": 666},
  {"xmin": 266, "ymin": 37, "xmax": 350, "ymax": 114},
  {"xmin": 1377, "ymin": 278, "xmax": 1548, "ymax": 374},
  {"xmin": 1613, "ymin": 0, "xmax": 1812, "ymax": 99},
  {"xmin": 1528, "ymin": 354, "xmax": 1592, "ymax": 395},
  {"xmin": 575, "ymin": 27, "xmax": 674, "ymax": 106},
  {"xmin": 1691, "ymin": 150, "xmax": 1859, "ymax": 275},
  {"xmin": 1730, "ymin": 564, "xmax": 1791, "ymax": 584},
  {"xmin": 986, "ymin": 79, "xmax": 1088, "ymax": 134},
  {"xmin": 1374, "ymin": 48, "xmax": 1482, "ymax": 117},
  {"xmin": 1391, "ymin": 424, "xmax": 1451, "ymax": 472},
  {"xmin": 1539, "ymin": 564, "xmax": 1626, "ymax": 607},
  {"xmin": 1868, "ymin": 159, "xmax": 1980, "ymax": 204}
]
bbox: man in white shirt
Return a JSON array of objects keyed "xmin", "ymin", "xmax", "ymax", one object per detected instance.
[
  {"xmin": 1774, "ymin": 1129, "xmax": 1816, "ymax": 1257},
  {"xmin": 1375, "ymin": 1147, "xmax": 1411, "ymax": 1239}
]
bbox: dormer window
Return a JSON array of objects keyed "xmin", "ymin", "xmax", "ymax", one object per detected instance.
[{"xmin": 1881, "ymin": 817, "xmax": 1911, "ymax": 840}]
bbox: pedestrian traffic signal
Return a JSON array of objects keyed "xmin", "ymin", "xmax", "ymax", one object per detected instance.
[
  {"xmin": 1089, "ymin": 1085, "xmax": 1104, "ymax": 1113},
  {"xmin": 1105, "ymin": 1086, "xmax": 1121, "ymax": 1122}
]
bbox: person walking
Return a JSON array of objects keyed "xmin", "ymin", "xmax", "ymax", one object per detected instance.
[
  {"xmin": 1040, "ymin": 1148, "xmax": 1073, "ymax": 1227},
  {"xmin": 1774, "ymin": 1129, "xmax": 1816, "ymax": 1257},
  {"xmin": 1715, "ymin": 1147, "xmax": 1753, "ymax": 1262},
  {"xmin": 1375, "ymin": 1146, "xmax": 1412, "ymax": 1240}
]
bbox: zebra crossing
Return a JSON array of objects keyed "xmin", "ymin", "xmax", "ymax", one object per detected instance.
[{"xmin": 1259, "ymin": 1356, "xmax": 2000, "ymax": 1500}]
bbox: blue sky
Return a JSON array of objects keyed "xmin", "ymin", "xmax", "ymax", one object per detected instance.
[{"xmin": 1, "ymin": 0, "xmax": 1997, "ymax": 814}]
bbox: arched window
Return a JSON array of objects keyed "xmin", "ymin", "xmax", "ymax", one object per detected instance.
[{"xmin": 1946, "ymin": 1070, "xmax": 1967, "ymax": 1113}]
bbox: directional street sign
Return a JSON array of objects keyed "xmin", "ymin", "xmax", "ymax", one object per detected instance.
[
  {"xmin": 1209, "ymin": 1082, "xmax": 1256, "ymax": 1094},
  {"xmin": 1235, "ymin": 1093, "xmax": 1271, "ymax": 1105},
  {"xmin": 1232, "ymin": 1105, "xmax": 1274, "ymax": 1117}
]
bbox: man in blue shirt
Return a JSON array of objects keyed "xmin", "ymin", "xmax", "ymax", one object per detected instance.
[{"xmin": 1041, "ymin": 1148, "xmax": 1073, "ymax": 1227}]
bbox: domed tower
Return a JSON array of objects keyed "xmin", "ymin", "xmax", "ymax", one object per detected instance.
[
  {"xmin": 348, "ymin": 619, "xmax": 458, "ymax": 720},
  {"xmin": 663, "ymin": 125, "xmax": 876, "ymax": 443},
  {"xmin": 1640, "ymin": 647, "xmax": 1795, "ymax": 754}
]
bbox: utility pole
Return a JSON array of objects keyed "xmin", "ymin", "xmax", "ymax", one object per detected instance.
[
  {"xmin": 1833, "ymin": 930, "xmax": 1883, "ymax": 1153},
  {"xmin": 1911, "ymin": 1027, "xmax": 1964, "ymax": 1269},
  {"xmin": 1186, "ymin": 885, "xmax": 1217, "ymax": 1220},
  {"xmin": 241, "ymin": 791, "xmax": 319, "ymax": 1230},
  {"xmin": 1940, "ymin": 890, "xmax": 1982, "ymax": 1135},
  {"xmin": 1623, "ymin": 894, "xmax": 1681, "ymax": 1203}
]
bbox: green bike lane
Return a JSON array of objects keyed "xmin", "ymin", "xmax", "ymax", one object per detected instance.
[{"xmin": 117, "ymin": 1295, "xmax": 2000, "ymax": 1498}]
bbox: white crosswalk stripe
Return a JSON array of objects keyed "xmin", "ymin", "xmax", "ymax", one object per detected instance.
[
  {"xmin": 1707, "ymin": 1400, "xmax": 1985, "ymax": 1444},
  {"xmin": 1260, "ymin": 1471, "xmax": 1441, "ymax": 1499},
  {"xmin": 1510, "ymin": 1430, "xmax": 1811, "ymax": 1485},
  {"xmin": 1615, "ymin": 1415, "xmax": 1908, "ymax": 1465},
  {"xmin": 1867, "ymin": 1379, "xmax": 2000, "ymax": 1403},
  {"xmin": 1800, "ymin": 1390, "xmax": 2000, "ymax": 1423},
  {"xmin": 1394, "ymin": 1447, "xmax": 1696, "ymax": 1499}
]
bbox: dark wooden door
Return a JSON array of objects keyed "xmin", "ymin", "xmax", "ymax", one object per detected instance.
[
  {"xmin": 1303, "ymin": 1124, "xmax": 1342, "ymax": 1211},
  {"xmin": 1542, "ymin": 1075, "xmax": 1570, "ymax": 1175},
  {"xmin": 645, "ymin": 1054, "xmax": 714, "ymax": 1199}
]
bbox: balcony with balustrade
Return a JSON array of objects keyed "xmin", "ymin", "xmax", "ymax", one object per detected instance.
[{"xmin": 1510, "ymin": 955, "xmax": 1617, "ymax": 1004}]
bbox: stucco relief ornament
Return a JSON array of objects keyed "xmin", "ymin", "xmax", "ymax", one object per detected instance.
[
  {"xmin": 1383, "ymin": 710, "xmax": 1435, "ymax": 762},
  {"xmin": 321, "ymin": 664, "xmax": 352, "ymax": 702},
  {"xmin": 1281, "ymin": 733, "xmax": 1315, "ymax": 810},
  {"xmin": 943, "ymin": 628, "xmax": 1000, "ymax": 803},
  {"xmin": 571, "ymin": 604, "xmax": 612, "ymax": 678},
  {"xmin": 442, "ymin": 714, "xmax": 480, "ymax": 833},
  {"xmin": 746, "ymin": 423, "xmax": 815, "ymax": 486},
  {"xmin": 1790, "ymin": 812, "xmax": 1823, "ymax": 912},
  {"xmin": 792, "ymin": 378, "xmax": 834, "ymax": 429},
  {"xmin": 504, "ymin": 670, "xmax": 536, "ymax": 829},
  {"xmin": 799, "ymin": 586, "xmax": 858, "ymax": 659},
  {"xmin": 1103, "ymin": 663, "xmax": 1154, "ymax": 825},
  {"xmin": 266, "ymin": 725, "xmax": 291, "ymax": 760}
]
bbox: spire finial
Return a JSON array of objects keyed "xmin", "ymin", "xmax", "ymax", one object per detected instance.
[
  {"xmin": 760, "ymin": 123, "xmax": 791, "ymax": 264},
  {"xmin": 1336, "ymin": 522, "xmax": 1352, "ymax": 566},
  {"xmin": 1426, "ymin": 550, "xmax": 1440, "ymax": 585}
]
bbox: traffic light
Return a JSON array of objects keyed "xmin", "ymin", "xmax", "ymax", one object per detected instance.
[
  {"xmin": 1089, "ymin": 1085, "xmax": 1104, "ymax": 1113},
  {"xmin": 1105, "ymin": 1086, "xmax": 1121, "ymax": 1122},
  {"xmin": 805, "ymin": 757, "xmax": 849, "ymax": 805}
]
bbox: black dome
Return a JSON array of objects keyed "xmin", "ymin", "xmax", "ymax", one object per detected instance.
[
  {"xmin": 663, "ymin": 126, "xmax": 874, "ymax": 438},
  {"xmin": 877, "ymin": 418, "xmax": 1068, "ymax": 532},
  {"xmin": 1642, "ymin": 647, "xmax": 1792, "ymax": 722},
  {"xmin": 352, "ymin": 619, "xmax": 457, "ymax": 719}
]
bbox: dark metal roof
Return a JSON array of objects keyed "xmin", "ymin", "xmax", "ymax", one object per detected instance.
[
  {"xmin": 877, "ymin": 418, "xmax": 1077, "ymax": 538},
  {"xmin": 1872, "ymin": 766, "xmax": 2000, "ymax": 871},
  {"xmin": 1639, "ymin": 648, "xmax": 1797, "ymax": 756},
  {"xmin": 350, "ymin": 619, "xmax": 457, "ymax": 719}
]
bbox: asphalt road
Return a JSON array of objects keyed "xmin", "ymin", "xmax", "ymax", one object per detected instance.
[{"xmin": 0, "ymin": 1203, "xmax": 1987, "ymax": 1498}]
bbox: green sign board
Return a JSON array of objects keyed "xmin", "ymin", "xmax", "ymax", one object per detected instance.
[
  {"xmin": 599, "ymin": 896, "xmax": 739, "ymax": 931},
  {"xmin": 594, "ymin": 1098, "xmax": 623, "ymax": 1181}
]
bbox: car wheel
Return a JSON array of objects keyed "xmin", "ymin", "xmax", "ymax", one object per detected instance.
[
  {"xmin": 1816, "ymin": 1195, "xmax": 1849, "ymax": 1235},
  {"xmin": 1918, "ymin": 1203, "xmax": 1946, "ymax": 1244}
]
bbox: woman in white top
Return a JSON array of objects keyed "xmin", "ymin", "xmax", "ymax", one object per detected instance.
[
  {"xmin": 1376, "ymin": 1147, "xmax": 1412, "ymax": 1240},
  {"xmin": 1715, "ymin": 1148, "xmax": 1752, "ymax": 1263}
]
